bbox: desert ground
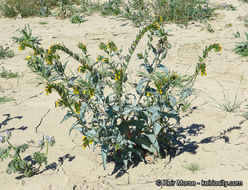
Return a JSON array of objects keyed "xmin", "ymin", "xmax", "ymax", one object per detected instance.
[{"xmin": 0, "ymin": 0, "xmax": 248, "ymax": 189}]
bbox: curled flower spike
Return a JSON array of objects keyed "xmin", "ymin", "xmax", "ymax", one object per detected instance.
[
  {"xmin": 74, "ymin": 101, "xmax": 81, "ymax": 114},
  {"xmin": 155, "ymin": 15, "xmax": 163, "ymax": 23},
  {"xmin": 55, "ymin": 99, "xmax": 62, "ymax": 107},
  {"xmin": 45, "ymin": 85, "xmax": 52, "ymax": 95},
  {"xmin": 78, "ymin": 42, "xmax": 87, "ymax": 53},
  {"xmin": 153, "ymin": 22, "xmax": 160, "ymax": 29}
]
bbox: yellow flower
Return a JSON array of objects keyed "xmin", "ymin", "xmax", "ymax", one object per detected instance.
[
  {"xmin": 217, "ymin": 43, "xmax": 222, "ymax": 52},
  {"xmin": 77, "ymin": 66, "xmax": 81, "ymax": 72},
  {"xmin": 73, "ymin": 89, "xmax": 79, "ymax": 94},
  {"xmin": 55, "ymin": 99, "xmax": 61, "ymax": 107},
  {"xmin": 147, "ymin": 92, "xmax": 151, "ymax": 96},
  {"xmin": 48, "ymin": 50, "xmax": 51, "ymax": 54},
  {"xmin": 173, "ymin": 73, "xmax": 178, "ymax": 79},
  {"xmin": 46, "ymin": 59, "xmax": 52, "ymax": 65},
  {"xmin": 45, "ymin": 86, "xmax": 51, "ymax": 95},
  {"xmin": 26, "ymin": 56, "xmax": 31, "ymax": 61},
  {"xmin": 155, "ymin": 15, "xmax": 162, "ymax": 22},
  {"xmin": 18, "ymin": 46, "xmax": 22, "ymax": 51},
  {"xmin": 153, "ymin": 22, "xmax": 160, "ymax": 29},
  {"xmin": 82, "ymin": 136, "xmax": 86, "ymax": 140}
]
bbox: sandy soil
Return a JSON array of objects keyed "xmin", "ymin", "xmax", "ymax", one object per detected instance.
[{"xmin": 0, "ymin": 0, "xmax": 248, "ymax": 189}]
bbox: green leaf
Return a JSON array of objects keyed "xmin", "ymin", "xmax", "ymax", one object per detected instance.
[
  {"xmin": 157, "ymin": 64, "xmax": 168, "ymax": 75},
  {"xmin": 101, "ymin": 144, "xmax": 109, "ymax": 170},
  {"xmin": 136, "ymin": 77, "xmax": 148, "ymax": 95},
  {"xmin": 85, "ymin": 128, "xmax": 97, "ymax": 137},
  {"xmin": 134, "ymin": 136, "xmax": 157, "ymax": 154},
  {"xmin": 145, "ymin": 133, "xmax": 159, "ymax": 154},
  {"xmin": 140, "ymin": 63, "xmax": 153, "ymax": 74},
  {"xmin": 153, "ymin": 122, "xmax": 161, "ymax": 136},
  {"xmin": 137, "ymin": 53, "xmax": 144, "ymax": 59},
  {"xmin": 60, "ymin": 111, "xmax": 74, "ymax": 124},
  {"xmin": 67, "ymin": 77, "xmax": 78, "ymax": 87},
  {"xmin": 169, "ymin": 95, "xmax": 177, "ymax": 107},
  {"xmin": 6, "ymin": 167, "xmax": 12, "ymax": 174},
  {"xmin": 48, "ymin": 75, "xmax": 63, "ymax": 83},
  {"xmin": 68, "ymin": 121, "xmax": 80, "ymax": 136}
]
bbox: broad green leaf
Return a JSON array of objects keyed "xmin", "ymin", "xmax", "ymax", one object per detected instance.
[
  {"xmin": 153, "ymin": 122, "xmax": 161, "ymax": 136},
  {"xmin": 68, "ymin": 121, "xmax": 80, "ymax": 136},
  {"xmin": 136, "ymin": 77, "xmax": 149, "ymax": 95},
  {"xmin": 67, "ymin": 77, "xmax": 77, "ymax": 87},
  {"xmin": 101, "ymin": 144, "xmax": 109, "ymax": 170},
  {"xmin": 60, "ymin": 111, "xmax": 74, "ymax": 124},
  {"xmin": 48, "ymin": 75, "xmax": 63, "ymax": 83},
  {"xmin": 85, "ymin": 128, "xmax": 97, "ymax": 137},
  {"xmin": 157, "ymin": 64, "xmax": 168, "ymax": 75}
]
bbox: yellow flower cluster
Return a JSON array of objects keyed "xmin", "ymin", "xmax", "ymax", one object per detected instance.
[
  {"xmin": 25, "ymin": 56, "xmax": 31, "ymax": 61},
  {"xmin": 84, "ymin": 89, "xmax": 95, "ymax": 98},
  {"xmin": 82, "ymin": 136, "xmax": 93, "ymax": 149},
  {"xmin": 155, "ymin": 77, "xmax": 168, "ymax": 95},
  {"xmin": 155, "ymin": 15, "xmax": 163, "ymax": 23},
  {"xmin": 113, "ymin": 68, "xmax": 123, "ymax": 82},
  {"xmin": 218, "ymin": 43, "xmax": 222, "ymax": 52},
  {"xmin": 46, "ymin": 59, "xmax": 52, "ymax": 65},
  {"xmin": 74, "ymin": 101, "xmax": 81, "ymax": 114},
  {"xmin": 199, "ymin": 63, "xmax": 207, "ymax": 76},
  {"xmin": 44, "ymin": 85, "xmax": 52, "ymax": 95},
  {"xmin": 153, "ymin": 22, "xmax": 160, "ymax": 29},
  {"xmin": 73, "ymin": 86, "xmax": 80, "ymax": 94},
  {"xmin": 55, "ymin": 99, "xmax": 62, "ymax": 107},
  {"xmin": 157, "ymin": 88, "xmax": 163, "ymax": 95}
]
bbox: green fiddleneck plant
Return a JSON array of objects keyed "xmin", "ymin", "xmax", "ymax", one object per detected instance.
[{"xmin": 13, "ymin": 19, "xmax": 221, "ymax": 170}]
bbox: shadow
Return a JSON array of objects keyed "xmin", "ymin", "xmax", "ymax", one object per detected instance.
[
  {"xmin": 199, "ymin": 126, "xmax": 241, "ymax": 144},
  {"xmin": 177, "ymin": 124, "xmax": 205, "ymax": 136},
  {"xmin": 182, "ymin": 106, "xmax": 198, "ymax": 118},
  {"xmin": 58, "ymin": 154, "xmax": 76, "ymax": 165},
  {"xmin": 0, "ymin": 114, "xmax": 23, "ymax": 129},
  {"xmin": 1, "ymin": 126, "xmax": 28, "ymax": 133}
]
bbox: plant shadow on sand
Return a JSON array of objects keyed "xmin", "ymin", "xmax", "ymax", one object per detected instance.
[
  {"xmin": 107, "ymin": 123, "xmax": 243, "ymax": 178},
  {"xmin": 0, "ymin": 114, "xmax": 23, "ymax": 129},
  {"xmin": 15, "ymin": 154, "xmax": 76, "ymax": 179},
  {"xmin": 0, "ymin": 113, "xmax": 27, "ymax": 133}
]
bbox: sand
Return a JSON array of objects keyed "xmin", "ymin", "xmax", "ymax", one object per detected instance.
[{"xmin": 0, "ymin": 0, "xmax": 248, "ymax": 189}]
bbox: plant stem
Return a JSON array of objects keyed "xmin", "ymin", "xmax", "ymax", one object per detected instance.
[{"xmin": 6, "ymin": 139, "xmax": 22, "ymax": 161}]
